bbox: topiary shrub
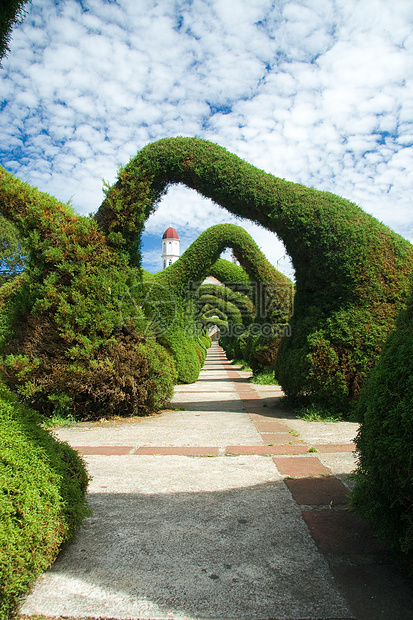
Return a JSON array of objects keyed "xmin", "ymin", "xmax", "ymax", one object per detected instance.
[
  {"xmin": 167, "ymin": 225, "xmax": 290, "ymax": 379},
  {"xmin": 208, "ymin": 257, "xmax": 251, "ymax": 286},
  {"xmin": 351, "ymin": 283, "xmax": 413, "ymax": 571},
  {"xmin": 96, "ymin": 137, "xmax": 413, "ymax": 414},
  {"xmin": 135, "ymin": 223, "xmax": 291, "ymax": 384},
  {"xmin": 0, "ymin": 383, "xmax": 89, "ymax": 618},
  {"xmin": 0, "ymin": 167, "xmax": 176, "ymax": 419},
  {"xmin": 200, "ymin": 334, "xmax": 212, "ymax": 349},
  {"xmin": 1, "ymin": 315, "xmax": 176, "ymax": 419},
  {"xmin": 3, "ymin": 136, "xmax": 413, "ymax": 416}
]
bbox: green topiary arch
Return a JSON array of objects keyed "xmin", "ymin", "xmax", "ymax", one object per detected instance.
[
  {"xmin": 97, "ymin": 136, "xmax": 413, "ymax": 413},
  {"xmin": 135, "ymin": 222, "xmax": 292, "ymax": 384}
]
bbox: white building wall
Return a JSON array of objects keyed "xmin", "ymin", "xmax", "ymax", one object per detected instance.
[{"xmin": 162, "ymin": 237, "xmax": 180, "ymax": 269}]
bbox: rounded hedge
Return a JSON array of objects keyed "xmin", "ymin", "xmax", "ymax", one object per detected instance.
[
  {"xmin": 351, "ymin": 283, "xmax": 413, "ymax": 569},
  {"xmin": 136, "ymin": 223, "xmax": 291, "ymax": 384},
  {"xmin": 0, "ymin": 167, "xmax": 176, "ymax": 418},
  {"xmin": 0, "ymin": 384, "xmax": 89, "ymax": 618},
  {"xmin": 2, "ymin": 136, "xmax": 413, "ymax": 416}
]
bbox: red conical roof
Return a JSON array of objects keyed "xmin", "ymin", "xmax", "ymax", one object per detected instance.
[{"xmin": 162, "ymin": 226, "xmax": 179, "ymax": 240}]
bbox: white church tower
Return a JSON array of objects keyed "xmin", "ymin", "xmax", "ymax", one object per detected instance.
[{"xmin": 162, "ymin": 226, "xmax": 180, "ymax": 269}]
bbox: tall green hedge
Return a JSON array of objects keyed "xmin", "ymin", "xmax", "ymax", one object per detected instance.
[
  {"xmin": 97, "ymin": 137, "xmax": 413, "ymax": 413},
  {"xmin": 0, "ymin": 166, "xmax": 176, "ymax": 419},
  {"xmin": 195, "ymin": 282, "xmax": 265, "ymax": 367},
  {"xmin": 196, "ymin": 283, "xmax": 255, "ymax": 326},
  {"xmin": 351, "ymin": 281, "xmax": 413, "ymax": 569},
  {"xmin": 0, "ymin": 384, "xmax": 89, "ymax": 618}
]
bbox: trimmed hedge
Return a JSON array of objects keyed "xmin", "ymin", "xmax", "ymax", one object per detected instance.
[
  {"xmin": 351, "ymin": 283, "xmax": 413, "ymax": 570},
  {"xmin": 209, "ymin": 257, "xmax": 251, "ymax": 286},
  {"xmin": 194, "ymin": 282, "xmax": 266, "ymax": 368},
  {"xmin": 2, "ymin": 136, "xmax": 413, "ymax": 416},
  {"xmin": 0, "ymin": 384, "xmax": 89, "ymax": 618},
  {"xmin": 0, "ymin": 167, "xmax": 176, "ymax": 419},
  {"xmin": 97, "ymin": 137, "xmax": 413, "ymax": 413}
]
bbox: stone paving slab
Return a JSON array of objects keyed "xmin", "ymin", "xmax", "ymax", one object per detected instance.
[
  {"xmin": 285, "ymin": 477, "xmax": 350, "ymax": 506},
  {"xmin": 317, "ymin": 452, "xmax": 359, "ymax": 486},
  {"xmin": 226, "ymin": 445, "xmax": 310, "ymax": 456},
  {"xmin": 134, "ymin": 446, "xmax": 221, "ymax": 456},
  {"xmin": 302, "ymin": 509, "xmax": 388, "ymax": 556},
  {"xmin": 282, "ymin": 418, "xmax": 359, "ymax": 446},
  {"xmin": 20, "ymin": 456, "xmax": 352, "ymax": 619},
  {"xmin": 273, "ymin": 455, "xmax": 332, "ymax": 477},
  {"xmin": 330, "ymin": 564, "xmax": 413, "ymax": 620},
  {"xmin": 171, "ymin": 391, "xmax": 245, "ymax": 411},
  {"xmin": 56, "ymin": 410, "xmax": 263, "ymax": 447}
]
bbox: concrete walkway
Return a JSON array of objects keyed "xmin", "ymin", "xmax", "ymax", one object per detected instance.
[{"xmin": 19, "ymin": 343, "xmax": 413, "ymax": 619}]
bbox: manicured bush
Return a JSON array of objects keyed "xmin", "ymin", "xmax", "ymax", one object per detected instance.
[
  {"xmin": 97, "ymin": 137, "xmax": 413, "ymax": 413},
  {"xmin": 197, "ymin": 283, "xmax": 255, "ymax": 325},
  {"xmin": 3, "ymin": 136, "xmax": 413, "ymax": 417},
  {"xmin": 0, "ymin": 383, "xmax": 89, "ymax": 618},
  {"xmin": 196, "ymin": 279, "xmax": 288, "ymax": 374},
  {"xmin": 200, "ymin": 334, "xmax": 212, "ymax": 349},
  {"xmin": 351, "ymin": 285, "xmax": 413, "ymax": 570},
  {"xmin": 208, "ymin": 257, "xmax": 251, "ymax": 286},
  {"xmin": 0, "ymin": 167, "xmax": 176, "ymax": 418},
  {"xmin": 1, "ymin": 317, "xmax": 176, "ymax": 419}
]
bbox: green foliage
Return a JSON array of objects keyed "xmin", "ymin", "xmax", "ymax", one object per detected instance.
[
  {"xmin": 293, "ymin": 402, "xmax": 342, "ymax": 422},
  {"xmin": 197, "ymin": 282, "xmax": 255, "ymax": 324},
  {"xmin": 2, "ymin": 134, "xmax": 413, "ymax": 425},
  {"xmin": 135, "ymin": 223, "xmax": 291, "ymax": 384},
  {"xmin": 250, "ymin": 371, "xmax": 279, "ymax": 385},
  {"xmin": 0, "ymin": 167, "xmax": 176, "ymax": 419},
  {"xmin": 199, "ymin": 334, "xmax": 212, "ymax": 348},
  {"xmin": 0, "ymin": 383, "xmax": 89, "ymax": 618},
  {"xmin": 208, "ymin": 257, "xmax": 251, "ymax": 286},
  {"xmin": 0, "ymin": 0, "xmax": 31, "ymax": 64},
  {"xmin": 352, "ymin": 289, "xmax": 413, "ymax": 570},
  {"xmin": 96, "ymin": 136, "xmax": 413, "ymax": 413}
]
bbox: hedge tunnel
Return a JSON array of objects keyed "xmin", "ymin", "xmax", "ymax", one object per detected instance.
[
  {"xmin": 135, "ymin": 222, "xmax": 292, "ymax": 383},
  {"xmin": 1, "ymin": 135, "xmax": 412, "ymax": 414},
  {"xmin": 97, "ymin": 136, "xmax": 413, "ymax": 413},
  {"xmin": 1, "ymin": 137, "xmax": 413, "ymax": 569},
  {"xmin": 0, "ymin": 167, "xmax": 291, "ymax": 411}
]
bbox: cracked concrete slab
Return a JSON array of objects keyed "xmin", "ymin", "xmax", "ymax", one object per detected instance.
[{"xmin": 20, "ymin": 456, "xmax": 352, "ymax": 619}]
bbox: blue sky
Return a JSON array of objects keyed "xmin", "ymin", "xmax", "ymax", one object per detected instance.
[{"xmin": 1, "ymin": 0, "xmax": 412, "ymax": 278}]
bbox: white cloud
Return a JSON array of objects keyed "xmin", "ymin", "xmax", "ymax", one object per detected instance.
[{"xmin": 0, "ymin": 0, "xmax": 412, "ymax": 275}]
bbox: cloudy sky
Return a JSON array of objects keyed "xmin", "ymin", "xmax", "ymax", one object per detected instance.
[{"xmin": 1, "ymin": 0, "xmax": 412, "ymax": 276}]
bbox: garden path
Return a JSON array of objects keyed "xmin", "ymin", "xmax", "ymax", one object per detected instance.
[{"xmin": 19, "ymin": 343, "xmax": 413, "ymax": 619}]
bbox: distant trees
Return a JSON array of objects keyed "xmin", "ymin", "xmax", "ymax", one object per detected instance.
[{"xmin": 0, "ymin": 0, "xmax": 31, "ymax": 63}]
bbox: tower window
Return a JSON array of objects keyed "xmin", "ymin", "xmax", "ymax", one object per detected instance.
[
  {"xmin": 163, "ymin": 260, "xmax": 166, "ymax": 269},
  {"xmin": 169, "ymin": 259, "xmax": 172, "ymax": 266}
]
